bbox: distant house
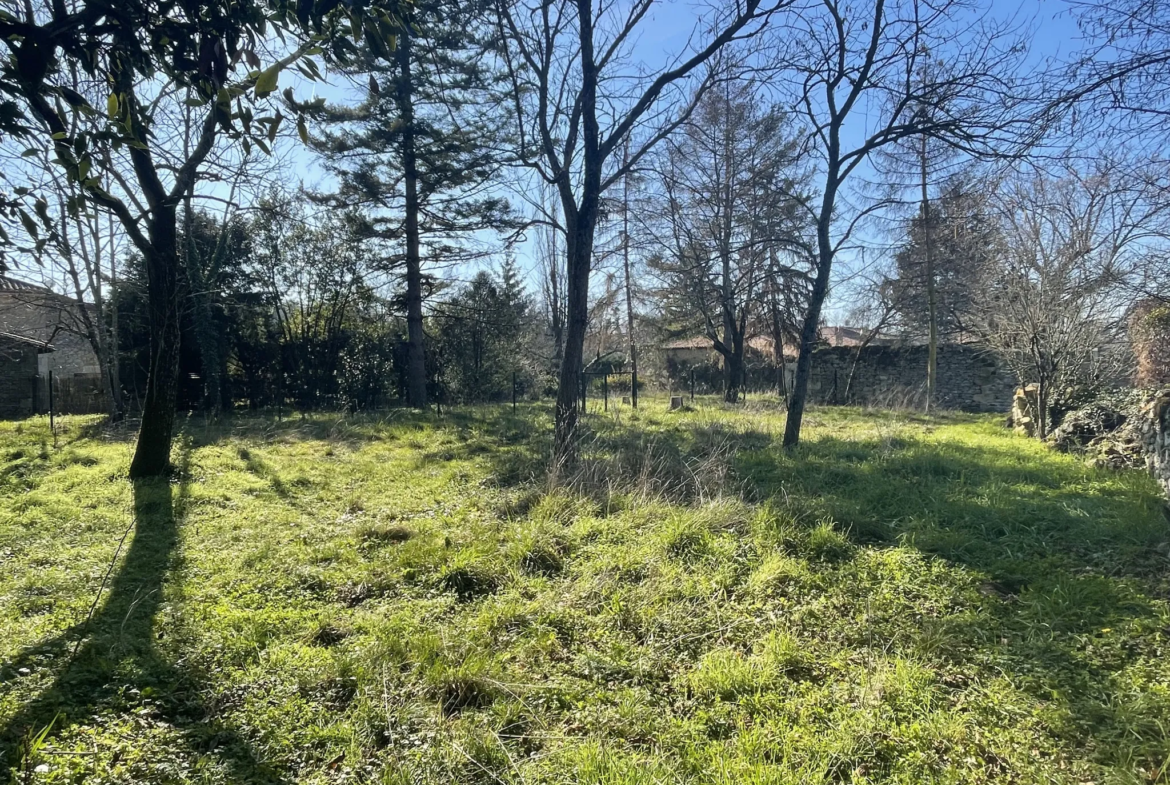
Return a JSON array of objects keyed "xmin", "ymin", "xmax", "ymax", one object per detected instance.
[{"xmin": 0, "ymin": 275, "xmax": 106, "ymax": 416}]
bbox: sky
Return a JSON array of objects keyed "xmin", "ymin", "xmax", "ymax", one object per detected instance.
[{"xmin": 8, "ymin": 0, "xmax": 1092, "ymax": 328}]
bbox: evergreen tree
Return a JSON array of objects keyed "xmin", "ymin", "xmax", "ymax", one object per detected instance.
[
  {"xmin": 432, "ymin": 260, "xmax": 532, "ymax": 402},
  {"xmin": 646, "ymin": 82, "xmax": 809, "ymax": 403},
  {"xmin": 308, "ymin": 0, "xmax": 514, "ymax": 408},
  {"xmin": 889, "ymin": 178, "xmax": 997, "ymax": 341}
]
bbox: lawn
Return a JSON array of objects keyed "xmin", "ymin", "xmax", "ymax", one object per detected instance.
[{"xmin": 1, "ymin": 401, "xmax": 1168, "ymax": 784}]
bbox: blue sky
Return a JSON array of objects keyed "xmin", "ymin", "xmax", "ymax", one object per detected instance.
[{"xmin": 10, "ymin": 0, "xmax": 1092, "ymax": 328}]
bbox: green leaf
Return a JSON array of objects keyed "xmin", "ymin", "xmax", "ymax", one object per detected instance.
[
  {"xmin": 255, "ymin": 65, "xmax": 280, "ymax": 97},
  {"xmin": 18, "ymin": 209, "xmax": 39, "ymax": 239},
  {"xmin": 107, "ymin": 93, "xmax": 118, "ymax": 117},
  {"xmin": 297, "ymin": 117, "xmax": 309, "ymax": 144},
  {"xmin": 59, "ymin": 87, "xmax": 90, "ymax": 109}
]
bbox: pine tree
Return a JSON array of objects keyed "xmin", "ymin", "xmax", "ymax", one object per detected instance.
[
  {"xmin": 308, "ymin": 0, "xmax": 514, "ymax": 408},
  {"xmin": 889, "ymin": 178, "xmax": 996, "ymax": 342}
]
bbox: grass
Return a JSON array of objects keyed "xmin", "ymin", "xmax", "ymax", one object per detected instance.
[{"xmin": 1, "ymin": 399, "xmax": 1168, "ymax": 784}]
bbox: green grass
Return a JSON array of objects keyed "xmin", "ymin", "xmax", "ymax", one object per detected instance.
[{"xmin": 1, "ymin": 399, "xmax": 1168, "ymax": 784}]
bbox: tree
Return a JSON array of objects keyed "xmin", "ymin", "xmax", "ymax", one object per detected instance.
[
  {"xmin": 2, "ymin": 141, "xmax": 126, "ymax": 418},
  {"xmin": 770, "ymin": 0, "xmax": 1035, "ymax": 446},
  {"xmin": 0, "ymin": 0, "xmax": 402, "ymax": 477},
  {"xmin": 496, "ymin": 0, "xmax": 780, "ymax": 467},
  {"xmin": 179, "ymin": 210, "xmax": 254, "ymax": 414},
  {"xmin": 309, "ymin": 0, "xmax": 513, "ymax": 408},
  {"xmin": 887, "ymin": 176, "xmax": 997, "ymax": 341},
  {"xmin": 972, "ymin": 168, "xmax": 1159, "ymax": 437},
  {"xmin": 646, "ymin": 78, "xmax": 809, "ymax": 402},
  {"xmin": 1062, "ymin": 0, "xmax": 1170, "ymax": 150},
  {"xmin": 249, "ymin": 194, "xmax": 378, "ymax": 410},
  {"xmin": 432, "ymin": 261, "xmax": 532, "ymax": 401}
]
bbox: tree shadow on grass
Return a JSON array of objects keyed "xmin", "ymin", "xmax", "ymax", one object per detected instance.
[
  {"xmin": 0, "ymin": 453, "xmax": 287, "ymax": 783},
  {"xmin": 735, "ymin": 428, "xmax": 1170, "ymax": 776},
  {"xmin": 472, "ymin": 406, "xmax": 1170, "ymax": 774}
]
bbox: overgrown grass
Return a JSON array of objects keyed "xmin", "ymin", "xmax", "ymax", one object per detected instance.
[{"xmin": 1, "ymin": 400, "xmax": 1168, "ymax": 784}]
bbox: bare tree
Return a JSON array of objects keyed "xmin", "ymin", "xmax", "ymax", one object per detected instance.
[
  {"xmin": 972, "ymin": 167, "xmax": 1166, "ymax": 437},
  {"xmin": 1, "ymin": 137, "xmax": 127, "ymax": 419},
  {"xmin": 645, "ymin": 77, "xmax": 810, "ymax": 403},
  {"xmin": 1062, "ymin": 0, "xmax": 1170, "ymax": 150},
  {"xmin": 769, "ymin": 0, "xmax": 1035, "ymax": 446},
  {"xmin": 496, "ymin": 0, "xmax": 780, "ymax": 466},
  {"xmin": 839, "ymin": 271, "xmax": 907, "ymax": 403}
]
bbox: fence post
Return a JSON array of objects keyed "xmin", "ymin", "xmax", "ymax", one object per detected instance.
[
  {"xmin": 603, "ymin": 373, "xmax": 608, "ymax": 412},
  {"xmin": 48, "ymin": 370, "xmax": 55, "ymax": 436},
  {"xmin": 690, "ymin": 370, "xmax": 695, "ymax": 401},
  {"xmin": 512, "ymin": 371, "xmax": 517, "ymax": 411}
]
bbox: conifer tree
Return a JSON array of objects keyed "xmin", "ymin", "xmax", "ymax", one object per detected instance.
[{"xmin": 308, "ymin": 0, "xmax": 514, "ymax": 407}]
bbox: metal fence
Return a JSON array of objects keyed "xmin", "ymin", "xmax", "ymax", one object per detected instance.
[{"xmin": 33, "ymin": 373, "xmax": 107, "ymax": 415}]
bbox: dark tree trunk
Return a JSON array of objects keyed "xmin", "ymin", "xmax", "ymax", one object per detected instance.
[
  {"xmin": 622, "ymin": 142, "xmax": 638, "ymax": 409},
  {"xmin": 554, "ymin": 210, "xmax": 595, "ymax": 470},
  {"xmin": 784, "ymin": 179, "xmax": 838, "ymax": 448},
  {"xmin": 921, "ymin": 136, "xmax": 938, "ymax": 412},
  {"xmin": 129, "ymin": 207, "xmax": 181, "ymax": 478},
  {"xmin": 552, "ymin": 0, "xmax": 602, "ymax": 469},
  {"xmin": 397, "ymin": 25, "xmax": 428, "ymax": 408},
  {"xmin": 723, "ymin": 348, "xmax": 744, "ymax": 403}
]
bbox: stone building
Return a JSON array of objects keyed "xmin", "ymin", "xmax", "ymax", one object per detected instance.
[
  {"xmin": 0, "ymin": 275, "xmax": 107, "ymax": 416},
  {"xmin": 0, "ymin": 332, "xmax": 50, "ymax": 417}
]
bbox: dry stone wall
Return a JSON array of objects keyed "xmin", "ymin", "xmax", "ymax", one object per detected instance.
[
  {"xmin": 1140, "ymin": 390, "xmax": 1170, "ymax": 497},
  {"xmin": 807, "ymin": 343, "xmax": 1015, "ymax": 413}
]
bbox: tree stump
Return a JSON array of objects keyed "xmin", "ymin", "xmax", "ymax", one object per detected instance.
[{"xmin": 670, "ymin": 396, "xmax": 683, "ymax": 410}]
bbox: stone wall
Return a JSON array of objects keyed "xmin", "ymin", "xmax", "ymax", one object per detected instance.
[
  {"xmin": 806, "ymin": 343, "xmax": 1015, "ymax": 413},
  {"xmin": 0, "ymin": 336, "xmax": 39, "ymax": 417},
  {"xmin": 0, "ymin": 291, "xmax": 102, "ymax": 376},
  {"xmin": 1130, "ymin": 300, "xmax": 1170, "ymax": 387},
  {"xmin": 1140, "ymin": 391, "xmax": 1170, "ymax": 497}
]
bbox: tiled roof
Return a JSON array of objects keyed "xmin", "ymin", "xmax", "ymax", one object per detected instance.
[
  {"xmin": 0, "ymin": 275, "xmax": 53, "ymax": 293},
  {"xmin": 662, "ymin": 336, "xmax": 712, "ymax": 350},
  {"xmin": 0, "ymin": 331, "xmax": 54, "ymax": 350}
]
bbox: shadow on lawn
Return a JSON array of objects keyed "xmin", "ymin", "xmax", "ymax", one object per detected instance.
[
  {"xmin": 0, "ymin": 453, "xmax": 287, "ymax": 783},
  {"xmin": 738, "ymin": 429, "xmax": 1170, "ymax": 773},
  {"xmin": 484, "ymin": 408, "xmax": 1170, "ymax": 771}
]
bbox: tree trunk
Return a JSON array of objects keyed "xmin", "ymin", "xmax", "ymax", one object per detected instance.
[
  {"xmin": 183, "ymin": 199, "xmax": 223, "ymax": 416},
  {"xmin": 397, "ymin": 25, "xmax": 428, "ymax": 408},
  {"xmin": 129, "ymin": 208, "xmax": 181, "ymax": 478},
  {"xmin": 621, "ymin": 141, "xmax": 638, "ymax": 409},
  {"xmin": 921, "ymin": 135, "xmax": 938, "ymax": 412},
  {"xmin": 107, "ymin": 216, "xmax": 124, "ymax": 419},
  {"xmin": 784, "ymin": 179, "xmax": 838, "ymax": 448},
  {"xmin": 552, "ymin": 0, "xmax": 601, "ymax": 469},
  {"xmin": 553, "ymin": 212, "xmax": 594, "ymax": 470},
  {"xmin": 723, "ymin": 347, "xmax": 744, "ymax": 403},
  {"xmin": 1036, "ymin": 375, "xmax": 1048, "ymax": 439}
]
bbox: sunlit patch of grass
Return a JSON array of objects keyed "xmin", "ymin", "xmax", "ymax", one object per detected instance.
[{"xmin": 1, "ymin": 401, "xmax": 1168, "ymax": 783}]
